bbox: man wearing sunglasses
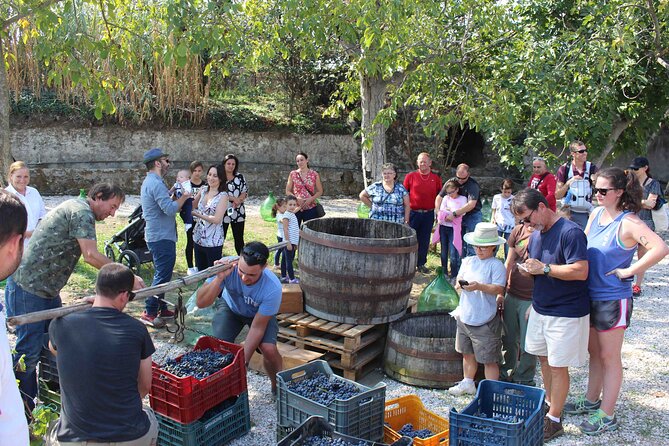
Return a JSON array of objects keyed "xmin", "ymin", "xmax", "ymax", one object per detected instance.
[
  {"xmin": 141, "ymin": 148, "xmax": 192, "ymax": 327},
  {"xmin": 46, "ymin": 263, "xmax": 158, "ymax": 445},
  {"xmin": 555, "ymin": 141, "xmax": 598, "ymax": 229},
  {"xmin": 196, "ymin": 241, "xmax": 283, "ymax": 394}
]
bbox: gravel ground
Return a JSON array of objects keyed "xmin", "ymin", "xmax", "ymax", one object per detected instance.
[{"xmin": 21, "ymin": 197, "xmax": 669, "ymax": 444}]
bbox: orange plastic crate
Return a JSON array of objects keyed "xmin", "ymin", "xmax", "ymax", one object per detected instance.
[{"xmin": 384, "ymin": 395, "xmax": 449, "ymax": 446}]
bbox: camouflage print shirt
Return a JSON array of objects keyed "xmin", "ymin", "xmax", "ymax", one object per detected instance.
[{"xmin": 13, "ymin": 198, "xmax": 96, "ymax": 298}]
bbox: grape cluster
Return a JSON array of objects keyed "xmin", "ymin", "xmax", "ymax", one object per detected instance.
[
  {"xmin": 302, "ymin": 436, "xmax": 367, "ymax": 446},
  {"xmin": 162, "ymin": 349, "xmax": 234, "ymax": 379},
  {"xmin": 287, "ymin": 372, "xmax": 361, "ymax": 406},
  {"xmin": 397, "ymin": 423, "xmax": 433, "ymax": 439}
]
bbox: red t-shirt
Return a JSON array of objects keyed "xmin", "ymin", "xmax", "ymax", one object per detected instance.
[
  {"xmin": 403, "ymin": 171, "xmax": 442, "ymax": 211},
  {"xmin": 527, "ymin": 173, "xmax": 557, "ymax": 211}
]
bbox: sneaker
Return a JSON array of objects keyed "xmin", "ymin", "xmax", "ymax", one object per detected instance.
[
  {"xmin": 564, "ymin": 395, "xmax": 601, "ymax": 415},
  {"xmin": 289, "ymin": 278, "xmax": 300, "ymax": 284},
  {"xmin": 280, "ymin": 276, "xmax": 289, "ymax": 284},
  {"xmin": 416, "ymin": 265, "xmax": 430, "ymax": 274},
  {"xmin": 140, "ymin": 312, "xmax": 166, "ymax": 328},
  {"xmin": 447, "ymin": 379, "xmax": 476, "ymax": 396},
  {"xmin": 632, "ymin": 284, "xmax": 641, "ymax": 297},
  {"xmin": 544, "ymin": 416, "xmax": 564, "ymax": 441},
  {"xmin": 159, "ymin": 308, "xmax": 175, "ymax": 319},
  {"xmin": 579, "ymin": 409, "xmax": 618, "ymax": 435},
  {"xmin": 187, "ymin": 267, "xmax": 198, "ymax": 276}
]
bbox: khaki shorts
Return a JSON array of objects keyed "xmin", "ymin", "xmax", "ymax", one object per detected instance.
[
  {"xmin": 525, "ymin": 307, "xmax": 589, "ymax": 368},
  {"xmin": 455, "ymin": 315, "xmax": 502, "ymax": 364},
  {"xmin": 46, "ymin": 406, "xmax": 158, "ymax": 446}
]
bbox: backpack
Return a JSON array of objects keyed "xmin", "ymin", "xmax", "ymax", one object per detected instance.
[{"xmin": 564, "ymin": 161, "xmax": 594, "ymax": 213}]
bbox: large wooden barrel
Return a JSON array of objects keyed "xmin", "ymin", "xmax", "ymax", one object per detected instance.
[
  {"xmin": 383, "ymin": 311, "xmax": 462, "ymax": 388},
  {"xmin": 298, "ymin": 217, "xmax": 417, "ymax": 324}
]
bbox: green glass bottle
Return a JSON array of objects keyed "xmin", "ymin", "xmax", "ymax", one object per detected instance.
[
  {"xmin": 416, "ymin": 267, "xmax": 460, "ymax": 312},
  {"xmin": 357, "ymin": 202, "xmax": 370, "ymax": 219},
  {"xmin": 260, "ymin": 191, "xmax": 277, "ymax": 222},
  {"xmin": 79, "ymin": 188, "xmax": 86, "ymax": 199}
]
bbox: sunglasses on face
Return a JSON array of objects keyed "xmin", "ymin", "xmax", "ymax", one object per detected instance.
[
  {"xmin": 571, "ymin": 149, "xmax": 587, "ymax": 154},
  {"xmin": 519, "ymin": 209, "xmax": 536, "ymax": 225},
  {"xmin": 242, "ymin": 246, "xmax": 267, "ymax": 263},
  {"xmin": 127, "ymin": 290, "xmax": 136, "ymax": 301},
  {"xmin": 593, "ymin": 187, "xmax": 617, "ymax": 196},
  {"xmin": 630, "ymin": 167, "xmax": 641, "ymax": 171}
]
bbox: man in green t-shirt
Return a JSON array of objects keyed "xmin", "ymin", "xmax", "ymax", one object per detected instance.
[{"xmin": 5, "ymin": 182, "xmax": 143, "ymax": 416}]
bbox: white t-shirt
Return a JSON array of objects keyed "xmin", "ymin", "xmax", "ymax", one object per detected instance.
[
  {"xmin": 492, "ymin": 193, "xmax": 515, "ymax": 233},
  {"xmin": 0, "ymin": 311, "xmax": 30, "ymax": 446},
  {"xmin": 277, "ymin": 212, "xmax": 300, "ymax": 245},
  {"xmin": 456, "ymin": 256, "xmax": 506, "ymax": 326},
  {"xmin": 5, "ymin": 184, "xmax": 47, "ymax": 247}
]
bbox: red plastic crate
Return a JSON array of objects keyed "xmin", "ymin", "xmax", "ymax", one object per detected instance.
[{"xmin": 149, "ymin": 336, "xmax": 247, "ymax": 423}]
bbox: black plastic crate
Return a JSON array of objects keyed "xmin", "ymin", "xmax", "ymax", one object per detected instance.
[
  {"xmin": 276, "ymin": 360, "xmax": 385, "ymax": 442},
  {"xmin": 278, "ymin": 416, "xmax": 387, "ymax": 446},
  {"xmin": 156, "ymin": 392, "xmax": 250, "ymax": 446},
  {"xmin": 39, "ymin": 347, "xmax": 59, "ymax": 385}
]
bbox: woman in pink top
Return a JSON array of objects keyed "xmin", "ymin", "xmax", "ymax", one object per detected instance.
[
  {"xmin": 436, "ymin": 178, "xmax": 468, "ymax": 279},
  {"xmin": 285, "ymin": 152, "xmax": 323, "ymax": 224}
]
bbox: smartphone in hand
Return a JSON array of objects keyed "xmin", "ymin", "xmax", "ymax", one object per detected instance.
[{"xmin": 458, "ymin": 280, "xmax": 469, "ymax": 287}]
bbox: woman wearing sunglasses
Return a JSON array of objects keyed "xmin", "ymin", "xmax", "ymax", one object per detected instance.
[
  {"xmin": 628, "ymin": 156, "xmax": 662, "ymax": 296},
  {"xmin": 564, "ymin": 167, "xmax": 669, "ymax": 435}
]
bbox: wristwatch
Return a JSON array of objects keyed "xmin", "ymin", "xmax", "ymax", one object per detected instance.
[{"xmin": 543, "ymin": 264, "xmax": 551, "ymax": 276}]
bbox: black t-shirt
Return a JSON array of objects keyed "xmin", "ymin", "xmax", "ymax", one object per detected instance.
[
  {"xmin": 49, "ymin": 307, "xmax": 155, "ymax": 442},
  {"xmin": 439, "ymin": 177, "xmax": 482, "ymax": 213}
]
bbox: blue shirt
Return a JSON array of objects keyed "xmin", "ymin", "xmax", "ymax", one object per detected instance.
[
  {"xmin": 141, "ymin": 172, "xmax": 179, "ymax": 243},
  {"xmin": 219, "ymin": 267, "xmax": 282, "ymax": 318},
  {"xmin": 528, "ymin": 217, "xmax": 589, "ymax": 318},
  {"xmin": 586, "ymin": 207, "xmax": 636, "ymax": 301},
  {"xmin": 365, "ymin": 182, "xmax": 408, "ymax": 224}
]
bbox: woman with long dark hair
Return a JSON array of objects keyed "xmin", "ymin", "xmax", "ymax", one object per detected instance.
[
  {"xmin": 563, "ymin": 167, "xmax": 669, "ymax": 435},
  {"xmin": 221, "ymin": 154, "xmax": 248, "ymax": 255},
  {"xmin": 285, "ymin": 152, "xmax": 323, "ymax": 225},
  {"xmin": 191, "ymin": 165, "xmax": 229, "ymax": 270}
]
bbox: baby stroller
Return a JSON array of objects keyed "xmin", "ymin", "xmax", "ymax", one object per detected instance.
[{"xmin": 104, "ymin": 205, "xmax": 153, "ymax": 275}]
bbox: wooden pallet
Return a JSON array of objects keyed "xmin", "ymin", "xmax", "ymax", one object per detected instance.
[{"xmin": 276, "ymin": 313, "xmax": 387, "ymax": 379}]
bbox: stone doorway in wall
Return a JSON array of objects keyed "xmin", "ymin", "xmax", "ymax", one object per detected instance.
[{"xmin": 440, "ymin": 125, "xmax": 485, "ymax": 173}]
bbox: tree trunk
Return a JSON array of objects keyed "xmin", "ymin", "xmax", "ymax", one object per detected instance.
[
  {"xmin": 359, "ymin": 73, "xmax": 388, "ymax": 188},
  {"xmin": 0, "ymin": 38, "xmax": 11, "ymax": 187},
  {"xmin": 594, "ymin": 118, "xmax": 631, "ymax": 167}
]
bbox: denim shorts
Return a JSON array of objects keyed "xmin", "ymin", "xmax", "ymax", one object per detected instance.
[{"xmin": 212, "ymin": 299, "xmax": 279, "ymax": 345}]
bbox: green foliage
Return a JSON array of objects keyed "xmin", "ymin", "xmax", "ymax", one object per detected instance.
[{"xmin": 30, "ymin": 405, "xmax": 59, "ymax": 441}]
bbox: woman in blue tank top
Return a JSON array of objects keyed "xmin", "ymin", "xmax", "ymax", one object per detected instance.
[{"xmin": 565, "ymin": 168, "xmax": 669, "ymax": 435}]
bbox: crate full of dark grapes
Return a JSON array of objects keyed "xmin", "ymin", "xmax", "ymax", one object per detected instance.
[
  {"xmin": 449, "ymin": 380, "xmax": 545, "ymax": 446},
  {"xmin": 384, "ymin": 395, "xmax": 449, "ymax": 446},
  {"xmin": 157, "ymin": 392, "xmax": 250, "ymax": 446},
  {"xmin": 276, "ymin": 360, "xmax": 386, "ymax": 442},
  {"xmin": 39, "ymin": 347, "xmax": 59, "ymax": 384},
  {"xmin": 277, "ymin": 416, "xmax": 386, "ymax": 446},
  {"xmin": 150, "ymin": 336, "xmax": 247, "ymax": 424}
]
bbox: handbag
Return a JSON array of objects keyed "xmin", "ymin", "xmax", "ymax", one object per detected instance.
[
  {"xmin": 652, "ymin": 204, "xmax": 668, "ymax": 231},
  {"xmin": 295, "ymin": 171, "xmax": 325, "ymax": 218}
]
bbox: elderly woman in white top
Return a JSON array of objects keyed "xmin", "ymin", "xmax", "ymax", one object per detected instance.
[{"xmin": 5, "ymin": 161, "xmax": 47, "ymax": 246}]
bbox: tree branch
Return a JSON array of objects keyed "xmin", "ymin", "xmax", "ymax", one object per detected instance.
[{"xmin": 2, "ymin": 0, "xmax": 64, "ymax": 29}]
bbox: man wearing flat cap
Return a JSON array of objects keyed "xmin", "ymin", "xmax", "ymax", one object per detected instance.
[{"xmin": 140, "ymin": 148, "xmax": 191, "ymax": 326}]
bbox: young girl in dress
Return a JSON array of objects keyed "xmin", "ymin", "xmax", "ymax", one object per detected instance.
[
  {"xmin": 491, "ymin": 178, "xmax": 515, "ymax": 259},
  {"xmin": 272, "ymin": 196, "xmax": 301, "ymax": 283}
]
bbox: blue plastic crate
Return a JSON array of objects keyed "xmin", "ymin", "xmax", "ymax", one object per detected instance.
[
  {"xmin": 449, "ymin": 380, "xmax": 545, "ymax": 446},
  {"xmin": 276, "ymin": 360, "xmax": 386, "ymax": 442},
  {"xmin": 277, "ymin": 416, "xmax": 387, "ymax": 446},
  {"xmin": 156, "ymin": 392, "xmax": 250, "ymax": 446}
]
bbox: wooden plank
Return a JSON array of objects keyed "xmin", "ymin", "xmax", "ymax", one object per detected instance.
[
  {"xmin": 284, "ymin": 313, "xmax": 309, "ymax": 323},
  {"xmin": 343, "ymin": 326, "xmax": 386, "ymax": 351},
  {"xmin": 340, "ymin": 339, "xmax": 385, "ymax": 368},
  {"xmin": 320, "ymin": 321, "xmax": 341, "ymax": 331},
  {"xmin": 330, "ymin": 323, "xmax": 354, "ymax": 335},
  {"xmin": 297, "ymin": 315, "xmax": 318, "ymax": 325},
  {"xmin": 340, "ymin": 324, "xmax": 374, "ymax": 338},
  {"xmin": 306, "ymin": 318, "xmax": 330, "ymax": 329}
]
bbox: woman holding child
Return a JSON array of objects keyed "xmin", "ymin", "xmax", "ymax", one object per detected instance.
[
  {"xmin": 192, "ymin": 164, "xmax": 229, "ymax": 270},
  {"xmin": 286, "ymin": 152, "xmax": 323, "ymax": 225},
  {"xmin": 448, "ymin": 222, "xmax": 507, "ymax": 396},
  {"xmin": 562, "ymin": 167, "xmax": 669, "ymax": 435}
]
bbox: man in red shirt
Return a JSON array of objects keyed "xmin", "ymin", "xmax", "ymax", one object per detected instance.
[
  {"xmin": 528, "ymin": 157, "xmax": 557, "ymax": 211},
  {"xmin": 403, "ymin": 152, "xmax": 442, "ymax": 273}
]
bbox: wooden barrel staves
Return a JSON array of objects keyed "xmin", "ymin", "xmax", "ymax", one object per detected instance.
[
  {"xmin": 298, "ymin": 217, "xmax": 417, "ymax": 324},
  {"xmin": 383, "ymin": 311, "xmax": 462, "ymax": 388}
]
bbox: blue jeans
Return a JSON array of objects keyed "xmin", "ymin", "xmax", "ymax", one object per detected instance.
[
  {"xmin": 409, "ymin": 210, "xmax": 435, "ymax": 268},
  {"xmin": 296, "ymin": 206, "xmax": 318, "ymax": 226},
  {"xmin": 275, "ymin": 236, "xmax": 283, "ymax": 267},
  {"xmin": 461, "ymin": 210, "xmax": 483, "ymax": 257},
  {"xmin": 146, "ymin": 240, "xmax": 176, "ymax": 315},
  {"xmin": 281, "ymin": 245, "xmax": 297, "ymax": 280},
  {"xmin": 4, "ymin": 276, "xmax": 62, "ymax": 413},
  {"xmin": 496, "ymin": 230, "xmax": 511, "ymax": 259},
  {"xmin": 439, "ymin": 225, "xmax": 461, "ymax": 278}
]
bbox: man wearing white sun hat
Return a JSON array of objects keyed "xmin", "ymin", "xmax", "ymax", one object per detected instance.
[{"xmin": 448, "ymin": 222, "xmax": 507, "ymax": 397}]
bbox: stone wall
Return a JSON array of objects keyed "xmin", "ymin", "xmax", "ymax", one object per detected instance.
[{"xmin": 10, "ymin": 125, "xmax": 364, "ymax": 196}]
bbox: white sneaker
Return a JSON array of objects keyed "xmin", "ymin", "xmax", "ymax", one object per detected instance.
[
  {"xmin": 187, "ymin": 267, "xmax": 198, "ymax": 276},
  {"xmin": 448, "ymin": 379, "xmax": 476, "ymax": 396}
]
